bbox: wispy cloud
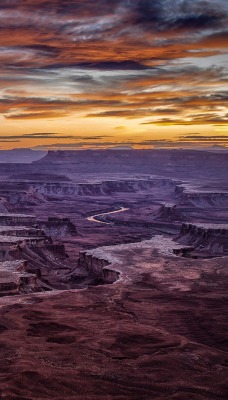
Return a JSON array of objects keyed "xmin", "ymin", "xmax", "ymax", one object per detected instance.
[
  {"xmin": 0, "ymin": 0, "xmax": 227, "ymax": 145},
  {"xmin": 30, "ymin": 134, "xmax": 228, "ymax": 151}
]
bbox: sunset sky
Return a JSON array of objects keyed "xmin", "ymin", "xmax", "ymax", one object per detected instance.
[{"xmin": 0, "ymin": 0, "xmax": 228, "ymax": 150}]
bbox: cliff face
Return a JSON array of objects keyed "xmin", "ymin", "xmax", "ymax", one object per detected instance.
[
  {"xmin": 0, "ymin": 213, "xmax": 36, "ymax": 226},
  {"xmin": 0, "ymin": 260, "xmax": 37, "ymax": 296},
  {"xmin": 78, "ymin": 252, "xmax": 119, "ymax": 284},
  {"xmin": 177, "ymin": 223, "xmax": 228, "ymax": 255},
  {"xmin": 7, "ymin": 190, "xmax": 45, "ymax": 207},
  {"xmin": 175, "ymin": 186, "xmax": 228, "ymax": 208},
  {"xmin": 0, "ymin": 182, "xmax": 45, "ymax": 209},
  {"xmin": 155, "ymin": 203, "xmax": 185, "ymax": 222},
  {"xmin": 40, "ymin": 217, "xmax": 77, "ymax": 238},
  {"xmin": 0, "ymin": 212, "xmax": 73, "ymax": 294},
  {"xmin": 28, "ymin": 178, "xmax": 176, "ymax": 198}
]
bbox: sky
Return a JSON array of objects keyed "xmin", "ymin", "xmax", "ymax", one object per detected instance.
[{"xmin": 0, "ymin": 0, "xmax": 228, "ymax": 150}]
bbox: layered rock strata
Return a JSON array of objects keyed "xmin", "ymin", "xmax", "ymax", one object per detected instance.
[
  {"xmin": 178, "ymin": 223, "xmax": 228, "ymax": 255},
  {"xmin": 0, "ymin": 213, "xmax": 72, "ymax": 294},
  {"xmin": 40, "ymin": 217, "xmax": 77, "ymax": 238},
  {"xmin": 78, "ymin": 251, "xmax": 119, "ymax": 284},
  {"xmin": 0, "ymin": 260, "xmax": 37, "ymax": 296},
  {"xmin": 154, "ymin": 203, "xmax": 185, "ymax": 222},
  {"xmin": 175, "ymin": 185, "xmax": 228, "ymax": 208}
]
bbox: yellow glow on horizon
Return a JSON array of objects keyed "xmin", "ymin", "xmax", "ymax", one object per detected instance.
[{"xmin": 0, "ymin": 112, "xmax": 220, "ymax": 150}]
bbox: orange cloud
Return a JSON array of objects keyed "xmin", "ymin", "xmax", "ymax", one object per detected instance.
[{"xmin": 0, "ymin": 0, "xmax": 227, "ymax": 147}]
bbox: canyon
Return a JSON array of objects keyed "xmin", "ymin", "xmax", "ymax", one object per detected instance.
[{"xmin": 0, "ymin": 149, "xmax": 227, "ymax": 399}]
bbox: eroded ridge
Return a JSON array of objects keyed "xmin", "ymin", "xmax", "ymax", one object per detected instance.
[{"xmin": 0, "ymin": 213, "xmax": 77, "ymax": 296}]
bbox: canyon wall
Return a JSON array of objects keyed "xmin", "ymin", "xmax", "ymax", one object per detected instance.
[
  {"xmin": 28, "ymin": 178, "xmax": 176, "ymax": 198},
  {"xmin": 177, "ymin": 223, "xmax": 228, "ymax": 255},
  {"xmin": 78, "ymin": 252, "xmax": 120, "ymax": 284},
  {"xmin": 154, "ymin": 203, "xmax": 185, "ymax": 222},
  {"xmin": 40, "ymin": 217, "xmax": 77, "ymax": 238},
  {"xmin": 0, "ymin": 212, "xmax": 72, "ymax": 295},
  {"xmin": 175, "ymin": 186, "xmax": 228, "ymax": 208},
  {"xmin": 0, "ymin": 260, "xmax": 37, "ymax": 296},
  {"xmin": 0, "ymin": 214, "xmax": 36, "ymax": 225}
]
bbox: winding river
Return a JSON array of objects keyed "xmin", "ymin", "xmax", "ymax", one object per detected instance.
[{"xmin": 87, "ymin": 206, "xmax": 129, "ymax": 225}]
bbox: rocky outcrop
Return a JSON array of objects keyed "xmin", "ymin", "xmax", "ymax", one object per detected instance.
[
  {"xmin": 0, "ymin": 235, "xmax": 50, "ymax": 247},
  {"xmin": 154, "ymin": 203, "xmax": 186, "ymax": 222},
  {"xmin": 0, "ymin": 181, "xmax": 45, "ymax": 208},
  {"xmin": 0, "ymin": 211, "xmax": 72, "ymax": 293},
  {"xmin": 78, "ymin": 252, "xmax": 120, "ymax": 284},
  {"xmin": 0, "ymin": 213, "xmax": 36, "ymax": 226},
  {"xmin": 177, "ymin": 223, "xmax": 228, "ymax": 255},
  {"xmin": 175, "ymin": 185, "xmax": 228, "ymax": 208},
  {"xmin": 0, "ymin": 226, "xmax": 45, "ymax": 237},
  {"xmin": 28, "ymin": 178, "xmax": 176, "ymax": 198},
  {"xmin": 40, "ymin": 217, "xmax": 77, "ymax": 238},
  {"xmin": 77, "ymin": 235, "xmax": 195, "ymax": 285},
  {"xmin": 7, "ymin": 190, "xmax": 45, "ymax": 207},
  {"xmin": 0, "ymin": 260, "xmax": 37, "ymax": 296}
]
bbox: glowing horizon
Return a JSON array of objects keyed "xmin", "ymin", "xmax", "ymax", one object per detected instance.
[{"xmin": 0, "ymin": 0, "xmax": 227, "ymax": 150}]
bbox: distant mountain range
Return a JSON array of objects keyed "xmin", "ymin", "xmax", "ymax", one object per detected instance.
[{"xmin": 0, "ymin": 148, "xmax": 47, "ymax": 163}]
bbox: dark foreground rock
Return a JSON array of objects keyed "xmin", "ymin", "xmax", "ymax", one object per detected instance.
[{"xmin": 0, "ymin": 238, "xmax": 227, "ymax": 400}]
